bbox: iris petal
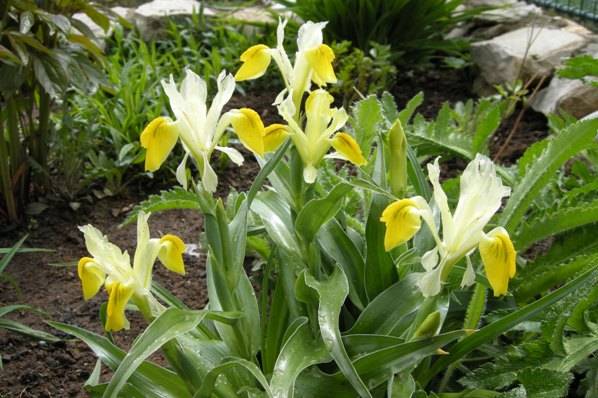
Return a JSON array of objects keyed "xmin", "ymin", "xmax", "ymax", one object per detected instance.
[
  {"xmin": 331, "ymin": 132, "xmax": 367, "ymax": 166},
  {"xmin": 231, "ymin": 108, "xmax": 266, "ymax": 155},
  {"xmin": 158, "ymin": 234, "xmax": 186, "ymax": 275},
  {"xmin": 140, "ymin": 117, "xmax": 179, "ymax": 172},
  {"xmin": 479, "ymin": 227, "xmax": 516, "ymax": 297},
  {"xmin": 305, "ymin": 44, "xmax": 337, "ymax": 86},
  {"xmin": 263, "ymin": 124, "xmax": 288, "ymax": 153},
  {"xmin": 77, "ymin": 257, "xmax": 105, "ymax": 300},
  {"xmin": 105, "ymin": 282, "xmax": 134, "ymax": 332},
  {"xmin": 235, "ymin": 44, "xmax": 272, "ymax": 81},
  {"xmin": 380, "ymin": 198, "xmax": 423, "ymax": 251}
]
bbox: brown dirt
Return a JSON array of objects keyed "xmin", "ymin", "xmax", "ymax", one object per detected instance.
[{"xmin": 0, "ymin": 68, "xmax": 549, "ymax": 397}]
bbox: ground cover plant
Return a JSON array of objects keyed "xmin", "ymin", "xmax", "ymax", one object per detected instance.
[{"xmin": 41, "ymin": 17, "xmax": 598, "ymax": 398}]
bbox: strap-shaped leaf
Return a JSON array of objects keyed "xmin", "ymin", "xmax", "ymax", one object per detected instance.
[
  {"xmin": 299, "ymin": 267, "xmax": 372, "ymax": 398},
  {"xmin": 499, "ymin": 118, "xmax": 598, "ymax": 231},
  {"xmin": 0, "ymin": 234, "xmax": 27, "ymax": 274},
  {"xmin": 270, "ymin": 318, "xmax": 330, "ymax": 398},
  {"xmin": 349, "ymin": 274, "xmax": 423, "ymax": 336},
  {"xmin": 420, "ymin": 264, "xmax": 598, "ymax": 386},
  {"xmin": 49, "ymin": 321, "xmax": 190, "ymax": 398},
  {"xmin": 295, "ymin": 183, "xmax": 352, "ymax": 242},
  {"xmin": 194, "ymin": 358, "xmax": 272, "ymax": 398},
  {"xmin": 123, "ymin": 187, "xmax": 201, "ymax": 225},
  {"xmin": 102, "ymin": 309, "xmax": 207, "ymax": 398}
]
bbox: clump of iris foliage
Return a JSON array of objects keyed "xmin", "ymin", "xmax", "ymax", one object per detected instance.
[{"xmin": 49, "ymin": 16, "xmax": 598, "ymax": 398}]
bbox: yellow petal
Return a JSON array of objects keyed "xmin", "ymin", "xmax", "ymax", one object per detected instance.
[
  {"xmin": 105, "ymin": 282, "xmax": 134, "ymax": 332},
  {"xmin": 140, "ymin": 116, "xmax": 179, "ymax": 172},
  {"xmin": 479, "ymin": 227, "xmax": 516, "ymax": 297},
  {"xmin": 77, "ymin": 257, "xmax": 105, "ymax": 301},
  {"xmin": 231, "ymin": 108, "xmax": 266, "ymax": 156},
  {"xmin": 305, "ymin": 44, "xmax": 337, "ymax": 86},
  {"xmin": 235, "ymin": 44, "xmax": 272, "ymax": 81},
  {"xmin": 158, "ymin": 234, "xmax": 186, "ymax": 275},
  {"xmin": 380, "ymin": 199, "xmax": 422, "ymax": 251},
  {"xmin": 332, "ymin": 132, "xmax": 367, "ymax": 166},
  {"xmin": 263, "ymin": 124, "xmax": 288, "ymax": 152}
]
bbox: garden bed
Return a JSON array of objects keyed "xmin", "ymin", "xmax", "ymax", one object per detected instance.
[{"xmin": 0, "ymin": 67, "xmax": 549, "ymax": 397}]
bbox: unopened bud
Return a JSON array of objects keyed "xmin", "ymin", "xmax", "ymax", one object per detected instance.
[{"xmin": 388, "ymin": 119, "xmax": 408, "ymax": 196}]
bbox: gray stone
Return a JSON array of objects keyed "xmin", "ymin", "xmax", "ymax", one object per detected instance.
[
  {"xmin": 472, "ymin": 27, "xmax": 588, "ymax": 86},
  {"xmin": 134, "ymin": 0, "xmax": 215, "ymax": 40},
  {"xmin": 531, "ymin": 76, "xmax": 598, "ymax": 118},
  {"xmin": 475, "ymin": 2, "xmax": 542, "ymax": 24}
]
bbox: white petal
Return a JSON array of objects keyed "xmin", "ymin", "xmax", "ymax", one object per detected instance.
[
  {"xmin": 297, "ymin": 21, "xmax": 327, "ymax": 51},
  {"xmin": 410, "ymin": 196, "xmax": 442, "ymax": 247},
  {"xmin": 422, "ymin": 248, "xmax": 439, "ymax": 272},
  {"xmin": 78, "ymin": 224, "xmax": 130, "ymax": 276},
  {"xmin": 416, "ymin": 267, "xmax": 443, "ymax": 298},
  {"xmin": 161, "ymin": 75, "xmax": 186, "ymax": 122},
  {"xmin": 181, "ymin": 69, "xmax": 207, "ymax": 121},
  {"xmin": 206, "ymin": 71, "xmax": 235, "ymax": 136},
  {"xmin": 303, "ymin": 165, "xmax": 318, "ymax": 184},
  {"xmin": 216, "ymin": 146, "xmax": 244, "ymax": 165},
  {"xmin": 201, "ymin": 152, "xmax": 218, "ymax": 193},
  {"xmin": 461, "ymin": 255, "xmax": 477, "ymax": 288},
  {"xmin": 427, "ymin": 158, "xmax": 455, "ymax": 244},
  {"xmin": 176, "ymin": 154, "xmax": 189, "ymax": 190}
]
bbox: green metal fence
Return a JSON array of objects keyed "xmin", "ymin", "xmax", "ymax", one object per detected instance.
[{"xmin": 527, "ymin": 0, "xmax": 598, "ymax": 21}]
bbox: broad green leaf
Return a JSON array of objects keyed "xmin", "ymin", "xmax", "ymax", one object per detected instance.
[
  {"xmin": 420, "ymin": 265, "xmax": 598, "ymax": 385},
  {"xmin": 499, "ymin": 118, "xmax": 598, "ymax": 231},
  {"xmin": 270, "ymin": 318, "xmax": 330, "ymax": 398},
  {"xmin": 518, "ymin": 368, "xmax": 572, "ymax": 398},
  {"xmin": 318, "ymin": 220, "xmax": 367, "ymax": 310},
  {"xmin": 351, "ymin": 95, "xmax": 382, "ymax": 153},
  {"xmin": 194, "ymin": 358, "xmax": 272, "ymax": 398},
  {"xmin": 103, "ymin": 309, "xmax": 206, "ymax": 398},
  {"xmin": 300, "ymin": 267, "xmax": 371, "ymax": 398},
  {"xmin": 398, "ymin": 91, "xmax": 424, "ymax": 127},
  {"xmin": 253, "ymin": 191, "xmax": 301, "ymax": 255},
  {"xmin": 343, "ymin": 334, "xmax": 404, "ymax": 357},
  {"xmin": 349, "ymin": 274, "xmax": 423, "ymax": 336},
  {"xmin": 49, "ymin": 322, "xmax": 189, "ymax": 398},
  {"xmin": 295, "ymin": 183, "xmax": 352, "ymax": 242}
]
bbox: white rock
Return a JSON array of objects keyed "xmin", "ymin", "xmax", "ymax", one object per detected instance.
[
  {"xmin": 531, "ymin": 76, "xmax": 598, "ymax": 118},
  {"xmin": 72, "ymin": 7, "xmax": 135, "ymax": 50},
  {"xmin": 135, "ymin": 0, "xmax": 206, "ymax": 18},
  {"xmin": 475, "ymin": 2, "xmax": 542, "ymax": 24},
  {"xmin": 228, "ymin": 6, "xmax": 275, "ymax": 24},
  {"xmin": 134, "ymin": 0, "xmax": 215, "ymax": 40},
  {"xmin": 72, "ymin": 13, "xmax": 108, "ymax": 40},
  {"xmin": 472, "ymin": 27, "xmax": 588, "ymax": 85}
]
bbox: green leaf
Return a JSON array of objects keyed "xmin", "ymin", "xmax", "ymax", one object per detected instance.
[
  {"xmin": 518, "ymin": 368, "xmax": 572, "ymax": 398},
  {"xmin": 364, "ymin": 194, "xmax": 396, "ymax": 300},
  {"xmin": 193, "ymin": 358, "xmax": 272, "ymax": 398},
  {"xmin": 270, "ymin": 318, "xmax": 330, "ymax": 398},
  {"xmin": 351, "ymin": 95, "xmax": 382, "ymax": 153},
  {"xmin": 558, "ymin": 54, "xmax": 598, "ymax": 80},
  {"xmin": 49, "ymin": 322, "xmax": 190, "ymax": 398},
  {"xmin": 398, "ymin": 91, "xmax": 424, "ymax": 127},
  {"xmin": 499, "ymin": 118, "xmax": 598, "ymax": 231},
  {"xmin": 253, "ymin": 191, "xmax": 301, "ymax": 255},
  {"xmin": 420, "ymin": 264, "xmax": 598, "ymax": 386},
  {"xmin": 83, "ymin": 4, "xmax": 111, "ymax": 32},
  {"xmin": 318, "ymin": 220, "xmax": 367, "ymax": 310},
  {"xmin": 0, "ymin": 234, "xmax": 27, "ymax": 274},
  {"xmin": 472, "ymin": 103, "xmax": 501, "ymax": 154},
  {"xmin": 123, "ymin": 187, "xmax": 201, "ymax": 225},
  {"xmin": 514, "ymin": 198, "xmax": 598, "ymax": 250},
  {"xmin": 102, "ymin": 309, "xmax": 206, "ymax": 398},
  {"xmin": 295, "ymin": 183, "xmax": 352, "ymax": 242},
  {"xmin": 349, "ymin": 274, "xmax": 423, "ymax": 336},
  {"xmin": 0, "ymin": 318, "xmax": 59, "ymax": 342},
  {"xmin": 300, "ymin": 267, "xmax": 372, "ymax": 398}
]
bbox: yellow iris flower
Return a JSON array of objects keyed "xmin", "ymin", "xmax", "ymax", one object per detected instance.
[
  {"xmin": 77, "ymin": 211, "xmax": 186, "ymax": 331},
  {"xmin": 140, "ymin": 70, "xmax": 242, "ymax": 192},
  {"xmin": 380, "ymin": 154, "xmax": 516, "ymax": 297},
  {"xmin": 277, "ymin": 89, "xmax": 366, "ymax": 183},
  {"xmin": 235, "ymin": 19, "xmax": 337, "ymax": 115},
  {"xmin": 230, "ymin": 108, "xmax": 288, "ymax": 156}
]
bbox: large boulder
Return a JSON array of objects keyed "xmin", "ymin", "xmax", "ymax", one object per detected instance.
[
  {"xmin": 472, "ymin": 26, "xmax": 588, "ymax": 86},
  {"xmin": 531, "ymin": 76, "xmax": 598, "ymax": 118},
  {"xmin": 134, "ymin": 0, "xmax": 214, "ymax": 40}
]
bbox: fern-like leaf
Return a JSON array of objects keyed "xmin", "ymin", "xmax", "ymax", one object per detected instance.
[{"xmin": 122, "ymin": 187, "xmax": 201, "ymax": 225}]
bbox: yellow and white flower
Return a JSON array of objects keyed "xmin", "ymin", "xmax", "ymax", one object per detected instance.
[
  {"xmin": 77, "ymin": 211, "xmax": 186, "ymax": 331},
  {"xmin": 140, "ymin": 69, "xmax": 242, "ymax": 192},
  {"xmin": 380, "ymin": 154, "xmax": 516, "ymax": 297},
  {"xmin": 278, "ymin": 89, "xmax": 366, "ymax": 183},
  {"xmin": 235, "ymin": 19, "xmax": 337, "ymax": 114}
]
